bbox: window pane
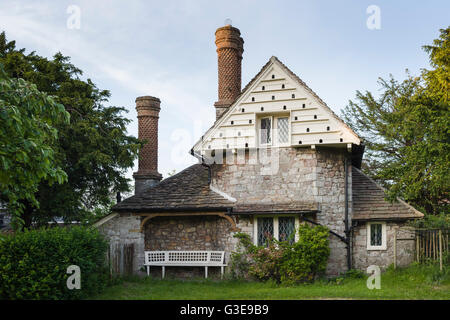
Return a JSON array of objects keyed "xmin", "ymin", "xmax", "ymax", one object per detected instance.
[
  {"xmin": 257, "ymin": 217, "xmax": 274, "ymax": 246},
  {"xmin": 279, "ymin": 217, "xmax": 295, "ymax": 244},
  {"xmin": 277, "ymin": 117, "xmax": 289, "ymax": 143},
  {"xmin": 260, "ymin": 118, "xmax": 271, "ymax": 144},
  {"xmin": 370, "ymin": 224, "xmax": 382, "ymax": 246}
]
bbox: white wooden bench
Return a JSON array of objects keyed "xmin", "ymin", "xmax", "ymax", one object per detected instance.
[{"xmin": 144, "ymin": 251, "xmax": 227, "ymax": 279}]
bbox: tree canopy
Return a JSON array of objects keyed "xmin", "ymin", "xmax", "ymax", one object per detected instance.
[
  {"xmin": 342, "ymin": 27, "xmax": 450, "ymax": 216},
  {"xmin": 0, "ymin": 32, "xmax": 142, "ymax": 228}
]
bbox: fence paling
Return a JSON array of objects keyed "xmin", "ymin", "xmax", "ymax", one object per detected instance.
[{"xmin": 415, "ymin": 229, "xmax": 449, "ymax": 271}]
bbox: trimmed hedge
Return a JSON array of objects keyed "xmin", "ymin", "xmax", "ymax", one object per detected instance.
[{"xmin": 0, "ymin": 226, "xmax": 108, "ymax": 299}]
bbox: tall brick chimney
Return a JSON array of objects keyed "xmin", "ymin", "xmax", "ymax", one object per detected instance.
[
  {"xmin": 214, "ymin": 24, "xmax": 244, "ymax": 119},
  {"xmin": 133, "ymin": 96, "xmax": 162, "ymax": 194}
]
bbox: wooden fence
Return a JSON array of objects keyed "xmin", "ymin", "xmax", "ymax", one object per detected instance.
[
  {"xmin": 415, "ymin": 229, "xmax": 449, "ymax": 271},
  {"xmin": 106, "ymin": 243, "xmax": 135, "ymax": 276}
]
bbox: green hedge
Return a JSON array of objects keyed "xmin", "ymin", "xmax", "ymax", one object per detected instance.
[{"xmin": 0, "ymin": 226, "xmax": 108, "ymax": 299}]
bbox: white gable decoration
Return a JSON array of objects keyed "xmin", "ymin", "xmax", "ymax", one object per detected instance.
[{"xmin": 193, "ymin": 57, "xmax": 360, "ymax": 155}]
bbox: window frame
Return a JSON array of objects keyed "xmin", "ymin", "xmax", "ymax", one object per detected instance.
[
  {"xmin": 275, "ymin": 116, "xmax": 290, "ymax": 146},
  {"xmin": 259, "ymin": 116, "xmax": 273, "ymax": 146},
  {"xmin": 253, "ymin": 215, "xmax": 300, "ymax": 246},
  {"xmin": 366, "ymin": 221, "xmax": 387, "ymax": 250}
]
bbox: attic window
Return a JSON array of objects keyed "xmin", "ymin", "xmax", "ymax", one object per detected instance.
[
  {"xmin": 260, "ymin": 117, "xmax": 272, "ymax": 145},
  {"xmin": 262, "ymin": 86, "xmax": 265, "ymax": 90},
  {"xmin": 302, "ymin": 103, "xmax": 306, "ymax": 108},
  {"xmin": 306, "ymin": 128, "xmax": 310, "ymax": 132},
  {"xmin": 314, "ymin": 115, "xmax": 317, "ymax": 119},
  {"xmin": 272, "ymin": 96, "xmax": 275, "ymax": 100},
  {"xmin": 292, "ymin": 94, "xmax": 295, "ymax": 98},
  {"xmin": 283, "ymin": 105, "xmax": 287, "ymax": 110},
  {"xmin": 272, "ymin": 74, "xmax": 275, "ymax": 79},
  {"xmin": 282, "ymin": 84, "xmax": 285, "ymax": 89}
]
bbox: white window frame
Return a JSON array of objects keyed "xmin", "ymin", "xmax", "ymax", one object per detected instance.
[
  {"xmin": 253, "ymin": 215, "xmax": 300, "ymax": 245},
  {"xmin": 259, "ymin": 116, "xmax": 273, "ymax": 146},
  {"xmin": 275, "ymin": 116, "xmax": 290, "ymax": 146},
  {"xmin": 366, "ymin": 222, "xmax": 387, "ymax": 250}
]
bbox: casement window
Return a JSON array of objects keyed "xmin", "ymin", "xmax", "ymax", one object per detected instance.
[
  {"xmin": 366, "ymin": 222, "xmax": 387, "ymax": 250},
  {"xmin": 260, "ymin": 117, "xmax": 272, "ymax": 145},
  {"xmin": 255, "ymin": 216, "xmax": 299, "ymax": 246},
  {"xmin": 276, "ymin": 117, "xmax": 289, "ymax": 144},
  {"xmin": 259, "ymin": 116, "xmax": 290, "ymax": 146}
]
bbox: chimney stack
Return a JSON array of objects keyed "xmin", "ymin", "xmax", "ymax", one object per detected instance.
[
  {"xmin": 214, "ymin": 24, "xmax": 244, "ymax": 119},
  {"xmin": 133, "ymin": 96, "xmax": 162, "ymax": 194}
]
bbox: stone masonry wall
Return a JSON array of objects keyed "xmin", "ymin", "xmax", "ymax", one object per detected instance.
[
  {"xmin": 352, "ymin": 221, "xmax": 415, "ymax": 271},
  {"xmin": 211, "ymin": 147, "xmax": 351, "ymax": 275},
  {"xmin": 98, "ymin": 213, "xmax": 145, "ymax": 275}
]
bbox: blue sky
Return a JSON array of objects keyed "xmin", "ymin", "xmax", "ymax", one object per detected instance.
[{"xmin": 0, "ymin": 0, "xmax": 448, "ymax": 182}]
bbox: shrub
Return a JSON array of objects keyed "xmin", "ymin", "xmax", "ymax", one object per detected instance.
[
  {"xmin": 231, "ymin": 224, "xmax": 330, "ymax": 284},
  {"xmin": 0, "ymin": 226, "xmax": 108, "ymax": 299}
]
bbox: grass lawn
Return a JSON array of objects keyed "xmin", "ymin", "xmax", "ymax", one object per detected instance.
[{"xmin": 91, "ymin": 264, "xmax": 450, "ymax": 300}]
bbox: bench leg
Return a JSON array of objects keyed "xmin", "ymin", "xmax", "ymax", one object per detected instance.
[
  {"xmin": 162, "ymin": 266, "xmax": 165, "ymax": 279},
  {"xmin": 205, "ymin": 266, "xmax": 208, "ymax": 279},
  {"xmin": 221, "ymin": 266, "xmax": 224, "ymax": 279},
  {"xmin": 146, "ymin": 266, "xmax": 150, "ymax": 276}
]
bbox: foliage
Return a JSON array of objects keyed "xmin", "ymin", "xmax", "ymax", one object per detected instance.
[
  {"xmin": 0, "ymin": 65, "xmax": 69, "ymax": 229},
  {"xmin": 0, "ymin": 32, "xmax": 142, "ymax": 228},
  {"xmin": 231, "ymin": 224, "xmax": 330, "ymax": 284},
  {"xmin": 0, "ymin": 226, "xmax": 108, "ymax": 299},
  {"xmin": 408, "ymin": 213, "xmax": 450, "ymax": 229},
  {"xmin": 341, "ymin": 27, "xmax": 450, "ymax": 216}
]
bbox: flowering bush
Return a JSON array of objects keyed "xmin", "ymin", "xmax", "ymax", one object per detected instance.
[{"xmin": 231, "ymin": 224, "xmax": 330, "ymax": 283}]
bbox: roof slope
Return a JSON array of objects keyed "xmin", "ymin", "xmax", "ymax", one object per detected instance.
[
  {"xmin": 352, "ymin": 167, "xmax": 423, "ymax": 220},
  {"xmin": 112, "ymin": 164, "xmax": 235, "ymax": 212}
]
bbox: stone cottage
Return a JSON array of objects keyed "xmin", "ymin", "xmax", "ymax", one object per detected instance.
[{"xmin": 97, "ymin": 24, "xmax": 423, "ymax": 276}]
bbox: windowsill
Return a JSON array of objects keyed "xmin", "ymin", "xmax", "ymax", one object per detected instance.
[{"xmin": 367, "ymin": 245, "xmax": 387, "ymax": 251}]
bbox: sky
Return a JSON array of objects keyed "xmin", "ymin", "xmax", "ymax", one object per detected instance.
[{"xmin": 0, "ymin": 0, "xmax": 449, "ymax": 183}]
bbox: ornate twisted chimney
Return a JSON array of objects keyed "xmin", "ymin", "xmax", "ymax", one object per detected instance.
[
  {"xmin": 133, "ymin": 96, "xmax": 162, "ymax": 194},
  {"xmin": 214, "ymin": 24, "xmax": 244, "ymax": 120}
]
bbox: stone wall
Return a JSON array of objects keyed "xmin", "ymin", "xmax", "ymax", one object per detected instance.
[
  {"xmin": 211, "ymin": 147, "xmax": 351, "ymax": 275},
  {"xmin": 97, "ymin": 213, "xmax": 145, "ymax": 275},
  {"xmin": 352, "ymin": 221, "xmax": 415, "ymax": 270}
]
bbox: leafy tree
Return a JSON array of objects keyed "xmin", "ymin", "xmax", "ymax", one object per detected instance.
[
  {"xmin": 342, "ymin": 27, "xmax": 449, "ymax": 215},
  {"xmin": 0, "ymin": 65, "xmax": 69, "ymax": 229},
  {"xmin": 0, "ymin": 32, "xmax": 142, "ymax": 227}
]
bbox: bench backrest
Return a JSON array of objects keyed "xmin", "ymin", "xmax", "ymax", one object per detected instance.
[{"xmin": 145, "ymin": 251, "xmax": 225, "ymax": 264}]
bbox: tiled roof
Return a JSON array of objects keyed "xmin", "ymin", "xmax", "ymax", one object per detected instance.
[
  {"xmin": 352, "ymin": 167, "xmax": 423, "ymax": 220},
  {"xmin": 232, "ymin": 202, "xmax": 319, "ymax": 214},
  {"xmin": 112, "ymin": 164, "xmax": 235, "ymax": 212}
]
